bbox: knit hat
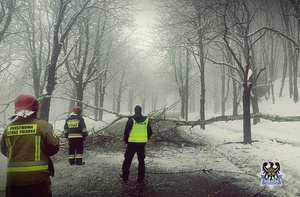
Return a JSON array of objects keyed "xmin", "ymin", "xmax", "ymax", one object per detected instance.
[{"xmin": 134, "ymin": 105, "xmax": 142, "ymax": 115}]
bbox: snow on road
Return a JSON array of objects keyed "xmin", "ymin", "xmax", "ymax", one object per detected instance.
[{"xmin": 181, "ymin": 120, "xmax": 300, "ymax": 197}]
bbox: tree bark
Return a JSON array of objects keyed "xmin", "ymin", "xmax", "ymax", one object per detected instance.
[
  {"xmin": 279, "ymin": 40, "xmax": 288, "ymax": 97},
  {"xmin": 184, "ymin": 48, "xmax": 189, "ymax": 121},
  {"xmin": 94, "ymin": 81, "xmax": 100, "ymax": 120},
  {"xmin": 198, "ymin": 27, "xmax": 205, "ymax": 129},
  {"xmin": 243, "ymin": 66, "xmax": 252, "ymax": 144}
]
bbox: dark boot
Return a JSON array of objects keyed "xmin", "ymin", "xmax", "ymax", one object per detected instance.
[
  {"xmin": 76, "ymin": 157, "xmax": 85, "ymax": 165},
  {"xmin": 119, "ymin": 174, "xmax": 128, "ymax": 181},
  {"xmin": 69, "ymin": 159, "xmax": 75, "ymax": 165}
]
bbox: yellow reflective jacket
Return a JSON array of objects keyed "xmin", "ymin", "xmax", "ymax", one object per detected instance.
[
  {"xmin": 0, "ymin": 116, "xmax": 60, "ymax": 186},
  {"xmin": 128, "ymin": 118, "xmax": 149, "ymax": 143}
]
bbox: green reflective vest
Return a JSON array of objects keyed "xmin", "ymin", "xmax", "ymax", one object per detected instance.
[{"xmin": 128, "ymin": 118, "xmax": 148, "ymax": 143}]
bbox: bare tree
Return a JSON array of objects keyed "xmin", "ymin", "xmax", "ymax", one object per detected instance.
[
  {"xmin": 63, "ymin": 13, "xmax": 102, "ymax": 108},
  {"xmin": 0, "ymin": 0, "xmax": 17, "ymax": 78},
  {"xmin": 39, "ymin": 0, "xmax": 92, "ymax": 121},
  {"xmin": 155, "ymin": 0, "xmax": 219, "ymax": 125},
  {"xmin": 16, "ymin": 0, "xmax": 53, "ymax": 98},
  {"xmin": 221, "ymin": 0, "xmax": 268, "ymax": 144},
  {"xmin": 289, "ymin": 0, "xmax": 300, "ymax": 24},
  {"xmin": 0, "ymin": 0, "xmax": 15, "ymax": 42},
  {"xmin": 259, "ymin": 3, "xmax": 280, "ymax": 103},
  {"xmin": 167, "ymin": 46, "xmax": 190, "ymax": 120},
  {"xmin": 91, "ymin": 0, "xmax": 135, "ymax": 120},
  {"xmin": 114, "ymin": 47, "xmax": 140, "ymax": 114},
  {"xmin": 280, "ymin": 0, "xmax": 300, "ymax": 102}
]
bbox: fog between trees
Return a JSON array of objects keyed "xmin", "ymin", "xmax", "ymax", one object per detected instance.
[{"xmin": 1, "ymin": 0, "xmax": 300, "ymax": 143}]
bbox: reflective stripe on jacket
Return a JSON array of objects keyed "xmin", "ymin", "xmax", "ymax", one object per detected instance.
[
  {"xmin": 68, "ymin": 133, "xmax": 84, "ymax": 138},
  {"xmin": 7, "ymin": 160, "xmax": 48, "ymax": 172},
  {"xmin": 128, "ymin": 118, "xmax": 148, "ymax": 143},
  {"xmin": 64, "ymin": 115, "xmax": 88, "ymax": 139}
]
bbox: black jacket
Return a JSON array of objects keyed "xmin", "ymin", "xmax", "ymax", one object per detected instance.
[{"xmin": 64, "ymin": 115, "xmax": 88, "ymax": 139}]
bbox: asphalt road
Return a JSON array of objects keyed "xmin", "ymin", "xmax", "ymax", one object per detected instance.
[
  {"xmin": 0, "ymin": 113, "xmax": 277, "ymax": 197},
  {"xmin": 50, "ymin": 149, "xmax": 276, "ymax": 197}
]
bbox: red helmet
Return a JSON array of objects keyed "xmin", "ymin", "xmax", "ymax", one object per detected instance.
[
  {"xmin": 14, "ymin": 94, "xmax": 39, "ymax": 111},
  {"xmin": 72, "ymin": 106, "xmax": 82, "ymax": 115}
]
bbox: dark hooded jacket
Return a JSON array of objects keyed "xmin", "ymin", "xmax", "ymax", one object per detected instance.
[{"xmin": 124, "ymin": 106, "xmax": 152, "ymax": 144}]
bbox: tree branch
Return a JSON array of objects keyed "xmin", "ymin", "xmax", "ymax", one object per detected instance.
[{"xmin": 248, "ymin": 26, "xmax": 300, "ymax": 52}]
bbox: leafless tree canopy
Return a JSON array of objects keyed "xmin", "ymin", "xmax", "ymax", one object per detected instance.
[{"xmin": 1, "ymin": 0, "xmax": 300, "ymax": 144}]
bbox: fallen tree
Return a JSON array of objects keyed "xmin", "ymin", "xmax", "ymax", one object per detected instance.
[
  {"xmin": 38, "ymin": 95, "xmax": 300, "ymax": 128},
  {"xmin": 2, "ymin": 95, "xmax": 299, "ymax": 132},
  {"xmin": 163, "ymin": 112, "xmax": 300, "ymax": 128}
]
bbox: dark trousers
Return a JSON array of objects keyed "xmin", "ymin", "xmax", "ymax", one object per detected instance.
[
  {"xmin": 68, "ymin": 138, "xmax": 84, "ymax": 164},
  {"xmin": 122, "ymin": 143, "xmax": 146, "ymax": 181},
  {"xmin": 6, "ymin": 177, "xmax": 52, "ymax": 197}
]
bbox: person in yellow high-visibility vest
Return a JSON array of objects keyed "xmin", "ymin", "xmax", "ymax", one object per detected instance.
[
  {"xmin": 1, "ymin": 94, "xmax": 60, "ymax": 197},
  {"xmin": 120, "ymin": 105, "xmax": 152, "ymax": 184}
]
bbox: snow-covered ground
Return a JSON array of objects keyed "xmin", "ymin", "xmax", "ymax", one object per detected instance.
[
  {"xmin": 74, "ymin": 94, "xmax": 300, "ymax": 197},
  {"xmin": 52, "ymin": 93, "xmax": 299, "ymax": 196},
  {"xmin": 183, "ymin": 95, "xmax": 300, "ymax": 197},
  {"xmin": 1, "ymin": 89, "xmax": 300, "ymax": 196}
]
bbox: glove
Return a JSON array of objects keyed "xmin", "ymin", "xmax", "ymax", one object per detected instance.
[{"xmin": 49, "ymin": 158, "xmax": 55, "ymax": 177}]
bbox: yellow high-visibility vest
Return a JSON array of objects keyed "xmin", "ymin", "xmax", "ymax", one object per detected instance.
[{"xmin": 128, "ymin": 118, "xmax": 148, "ymax": 143}]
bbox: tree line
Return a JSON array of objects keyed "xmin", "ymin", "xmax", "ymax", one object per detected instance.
[
  {"xmin": 152, "ymin": 0, "xmax": 300, "ymax": 144},
  {"xmin": 1, "ymin": 0, "xmax": 300, "ymax": 144},
  {"xmin": 0, "ymin": 0, "xmax": 154, "ymax": 121}
]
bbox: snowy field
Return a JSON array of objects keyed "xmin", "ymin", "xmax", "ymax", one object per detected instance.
[{"xmin": 184, "ymin": 95, "xmax": 300, "ymax": 196}]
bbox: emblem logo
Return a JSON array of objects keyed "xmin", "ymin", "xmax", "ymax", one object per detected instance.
[{"xmin": 257, "ymin": 161, "xmax": 284, "ymax": 190}]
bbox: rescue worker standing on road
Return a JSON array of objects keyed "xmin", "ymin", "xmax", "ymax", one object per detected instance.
[
  {"xmin": 120, "ymin": 105, "xmax": 152, "ymax": 184},
  {"xmin": 0, "ymin": 94, "xmax": 60, "ymax": 197},
  {"xmin": 64, "ymin": 106, "xmax": 88, "ymax": 165}
]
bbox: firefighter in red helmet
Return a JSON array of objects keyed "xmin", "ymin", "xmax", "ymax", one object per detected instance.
[
  {"xmin": 64, "ymin": 106, "xmax": 88, "ymax": 165},
  {"xmin": 0, "ymin": 94, "xmax": 60, "ymax": 197}
]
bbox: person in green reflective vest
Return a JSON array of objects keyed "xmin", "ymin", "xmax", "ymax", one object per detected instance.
[{"xmin": 120, "ymin": 105, "xmax": 153, "ymax": 184}]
